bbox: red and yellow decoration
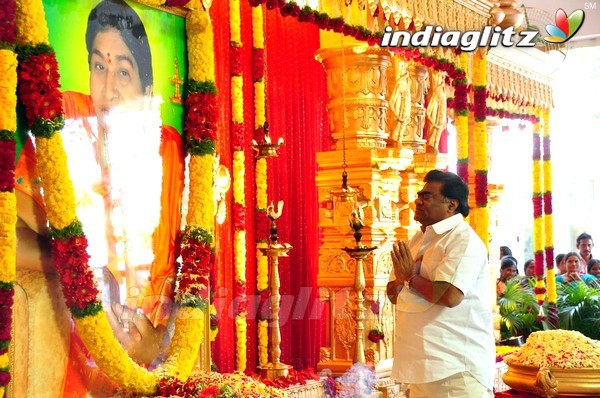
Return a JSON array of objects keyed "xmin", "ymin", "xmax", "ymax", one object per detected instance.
[
  {"xmin": 0, "ymin": 1, "xmax": 18, "ymax": 394},
  {"xmin": 470, "ymin": 48, "xmax": 489, "ymax": 248},
  {"xmin": 454, "ymin": 50, "xmax": 469, "ymax": 183},
  {"xmin": 230, "ymin": 0, "xmax": 248, "ymax": 373},
  {"xmin": 541, "ymin": 108, "xmax": 556, "ymax": 325},
  {"xmin": 532, "ymin": 112, "xmax": 546, "ymax": 319},
  {"xmin": 11, "ymin": 0, "xmax": 215, "ymax": 394},
  {"xmin": 251, "ymin": 3, "xmax": 270, "ymax": 368}
]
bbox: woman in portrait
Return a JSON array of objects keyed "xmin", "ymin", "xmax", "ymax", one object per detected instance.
[{"xmin": 14, "ymin": 0, "xmax": 185, "ymax": 395}]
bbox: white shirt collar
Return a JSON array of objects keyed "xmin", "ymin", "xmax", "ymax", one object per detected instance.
[{"xmin": 426, "ymin": 213, "xmax": 464, "ymax": 235}]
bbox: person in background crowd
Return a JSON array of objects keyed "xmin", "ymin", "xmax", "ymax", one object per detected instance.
[
  {"xmin": 496, "ymin": 256, "xmax": 519, "ymax": 297},
  {"xmin": 576, "ymin": 232, "xmax": 594, "ymax": 274},
  {"xmin": 555, "ymin": 253, "xmax": 566, "ymax": 276},
  {"xmin": 587, "ymin": 259, "xmax": 600, "ymax": 280},
  {"xmin": 523, "ymin": 259, "xmax": 535, "ymax": 278},
  {"xmin": 387, "ymin": 169, "xmax": 494, "ymax": 398},
  {"xmin": 555, "ymin": 252, "xmax": 597, "ymax": 285},
  {"xmin": 499, "ymin": 246, "xmax": 512, "ymax": 259}
]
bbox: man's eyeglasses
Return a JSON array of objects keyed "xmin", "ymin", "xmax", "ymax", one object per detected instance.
[{"xmin": 416, "ymin": 191, "xmax": 451, "ymax": 202}]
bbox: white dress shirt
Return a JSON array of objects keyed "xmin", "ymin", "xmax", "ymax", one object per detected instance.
[{"xmin": 390, "ymin": 214, "xmax": 495, "ymax": 390}]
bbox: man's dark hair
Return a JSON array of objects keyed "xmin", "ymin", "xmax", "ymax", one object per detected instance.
[
  {"xmin": 423, "ymin": 169, "xmax": 469, "ymax": 217},
  {"xmin": 86, "ymin": 0, "xmax": 153, "ymax": 92},
  {"xmin": 499, "ymin": 246, "xmax": 512, "ymax": 257},
  {"xmin": 555, "ymin": 253, "xmax": 565, "ymax": 265},
  {"xmin": 587, "ymin": 258, "xmax": 600, "ymax": 273},
  {"xmin": 576, "ymin": 232, "xmax": 593, "ymax": 246}
]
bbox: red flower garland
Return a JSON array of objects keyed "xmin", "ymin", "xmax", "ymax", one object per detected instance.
[
  {"xmin": 252, "ymin": 48, "xmax": 264, "ymax": 81},
  {"xmin": 474, "ymin": 172, "xmax": 488, "ymax": 206},
  {"xmin": 0, "ymin": 290, "xmax": 13, "ymax": 341},
  {"xmin": 16, "ymin": 53, "xmax": 63, "ymax": 126},
  {"xmin": 233, "ymin": 202, "xmax": 246, "ymax": 231},
  {"xmin": 0, "ymin": 0, "xmax": 16, "ymax": 44},
  {"xmin": 50, "ymin": 236, "xmax": 100, "ymax": 311},
  {"xmin": 184, "ymin": 92, "xmax": 218, "ymax": 143},
  {"xmin": 230, "ymin": 46, "xmax": 242, "ymax": 75},
  {"xmin": 231, "ymin": 123, "xmax": 245, "ymax": 150},
  {"xmin": 0, "ymin": 140, "xmax": 16, "ymax": 191},
  {"xmin": 178, "ymin": 237, "xmax": 213, "ymax": 302},
  {"xmin": 258, "ymin": 368, "xmax": 320, "ymax": 389}
]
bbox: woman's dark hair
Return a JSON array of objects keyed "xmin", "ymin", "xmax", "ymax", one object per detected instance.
[
  {"xmin": 423, "ymin": 170, "xmax": 469, "ymax": 217},
  {"xmin": 501, "ymin": 256, "xmax": 518, "ymax": 272},
  {"xmin": 564, "ymin": 251, "xmax": 582, "ymax": 264},
  {"xmin": 499, "ymin": 246, "xmax": 512, "ymax": 257},
  {"xmin": 588, "ymin": 258, "xmax": 600, "ymax": 273},
  {"xmin": 555, "ymin": 253, "xmax": 565, "ymax": 265},
  {"xmin": 523, "ymin": 259, "xmax": 534, "ymax": 274},
  {"xmin": 86, "ymin": 0, "xmax": 153, "ymax": 92}
]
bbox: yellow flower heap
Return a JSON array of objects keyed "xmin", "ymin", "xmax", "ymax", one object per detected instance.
[{"xmin": 505, "ymin": 330, "xmax": 600, "ymax": 369}]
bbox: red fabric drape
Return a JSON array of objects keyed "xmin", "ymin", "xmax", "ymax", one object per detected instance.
[
  {"xmin": 211, "ymin": 0, "xmax": 235, "ymax": 373},
  {"xmin": 263, "ymin": 9, "xmax": 328, "ymax": 370}
]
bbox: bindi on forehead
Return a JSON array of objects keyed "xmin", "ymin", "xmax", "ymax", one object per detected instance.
[{"xmin": 107, "ymin": 52, "xmax": 111, "ymax": 64}]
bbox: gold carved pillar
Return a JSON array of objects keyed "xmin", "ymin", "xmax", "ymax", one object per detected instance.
[
  {"xmin": 315, "ymin": 45, "xmax": 413, "ymax": 376},
  {"xmin": 316, "ymin": 46, "xmax": 390, "ymax": 150},
  {"xmin": 402, "ymin": 63, "xmax": 428, "ymax": 153}
]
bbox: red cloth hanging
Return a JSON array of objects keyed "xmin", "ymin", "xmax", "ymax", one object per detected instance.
[{"xmin": 263, "ymin": 8, "xmax": 328, "ymax": 370}]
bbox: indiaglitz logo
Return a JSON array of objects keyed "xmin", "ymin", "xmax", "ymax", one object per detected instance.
[
  {"xmin": 543, "ymin": 8, "xmax": 586, "ymax": 44},
  {"xmin": 380, "ymin": 8, "xmax": 586, "ymax": 51}
]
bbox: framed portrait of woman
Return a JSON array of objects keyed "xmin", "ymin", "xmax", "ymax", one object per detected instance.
[{"xmin": 38, "ymin": 0, "xmax": 188, "ymax": 324}]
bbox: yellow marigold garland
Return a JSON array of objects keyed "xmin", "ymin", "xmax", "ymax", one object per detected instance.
[
  {"xmin": 541, "ymin": 108, "xmax": 557, "ymax": 323},
  {"xmin": 471, "ymin": 48, "xmax": 489, "ymax": 249},
  {"xmin": 187, "ymin": 155, "xmax": 215, "ymax": 227},
  {"xmin": 454, "ymin": 51, "xmax": 469, "ymax": 183},
  {"xmin": 230, "ymin": 0, "xmax": 247, "ymax": 373},
  {"xmin": 251, "ymin": 4, "xmax": 270, "ymax": 367},
  {"xmin": 257, "ymin": 319, "xmax": 269, "ymax": 366},
  {"xmin": 33, "ymin": 135, "xmax": 77, "ymax": 229},
  {"xmin": 532, "ymin": 115, "xmax": 546, "ymax": 312},
  {"xmin": 0, "ymin": 193, "xmax": 16, "ymax": 283}
]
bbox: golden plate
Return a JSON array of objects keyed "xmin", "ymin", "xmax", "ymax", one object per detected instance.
[{"xmin": 503, "ymin": 362, "xmax": 600, "ymax": 397}]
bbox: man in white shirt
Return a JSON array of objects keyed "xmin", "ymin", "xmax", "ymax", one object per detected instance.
[
  {"xmin": 576, "ymin": 232, "xmax": 594, "ymax": 274},
  {"xmin": 387, "ymin": 170, "xmax": 495, "ymax": 398}
]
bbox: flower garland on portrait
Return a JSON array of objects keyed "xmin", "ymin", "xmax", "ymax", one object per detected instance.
[
  {"xmin": 470, "ymin": 48, "xmax": 489, "ymax": 249},
  {"xmin": 229, "ymin": 0, "xmax": 249, "ymax": 373},
  {"xmin": 0, "ymin": 1, "xmax": 18, "ymax": 395},
  {"xmin": 251, "ymin": 3, "xmax": 271, "ymax": 368},
  {"xmin": 11, "ymin": 0, "xmax": 215, "ymax": 394}
]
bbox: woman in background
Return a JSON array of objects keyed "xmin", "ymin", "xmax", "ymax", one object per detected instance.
[
  {"xmin": 496, "ymin": 256, "xmax": 519, "ymax": 298},
  {"xmin": 555, "ymin": 252, "xmax": 597, "ymax": 285}
]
